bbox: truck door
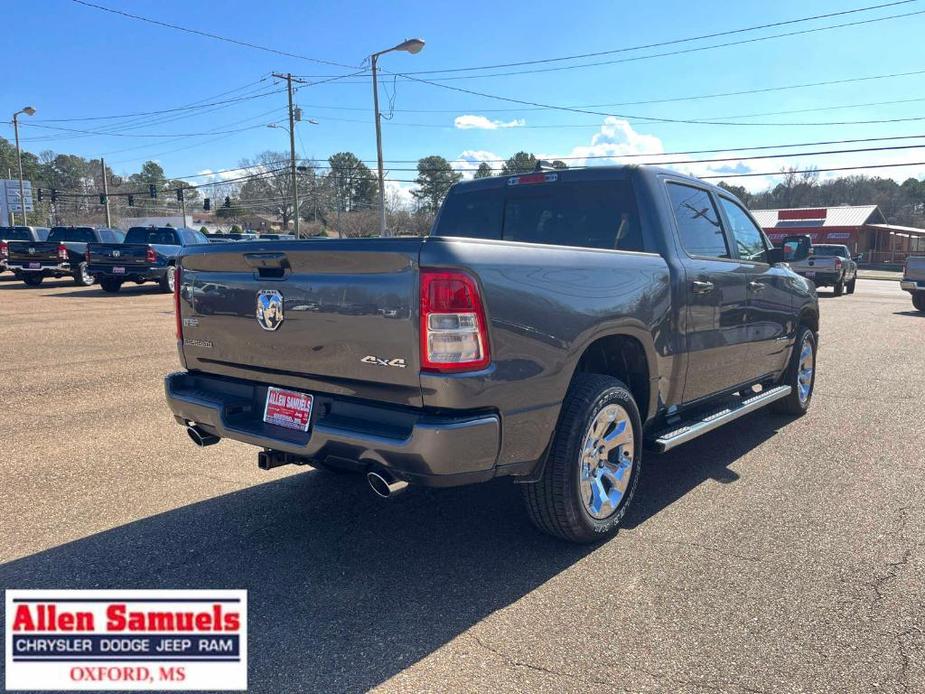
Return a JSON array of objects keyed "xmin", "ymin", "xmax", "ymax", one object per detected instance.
[
  {"xmin": 664, "ymin": 182, "xmax": 751, "ymax": 403},
  {"xmin": 717, "ymin": 196, "xmax": 794, "ymax": 381}
]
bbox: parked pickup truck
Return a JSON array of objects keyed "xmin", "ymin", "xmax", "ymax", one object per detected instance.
[
  {"xmin": 7, "ymin": 226, "xmax": 124, "ymax": 286},
  {"xmin": 165, "ymin": 165, "xmax": 819, "ymax": 543},
  {"xmin": 781, "ymin": 236, "xmax": 858, "ymax": 296},
  {"xmin": 901, "ymin": 256, "xmax": 925, "ymax": 312},
  {"xmin": 87, "ymin": 226, "xmax": 209, "ymax": 293},
  {"xmin": 0, "ymin": 226, "xmax": 49, "ymax": 273}
]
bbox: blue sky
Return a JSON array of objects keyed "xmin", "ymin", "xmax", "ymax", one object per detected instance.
[{"xmin": 4, "ymin": 0, "xmax": 925, "ymax": 197}]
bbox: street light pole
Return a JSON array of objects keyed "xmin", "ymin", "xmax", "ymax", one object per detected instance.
[
  {"xmin": 100, "ymin": 158, "xmax": 111, "ymax": 228},
  {"xmin": 369, "ymin": 38, "xmax": 425, "ymax": 237},
  {"xmin": 272, "ymin": 72, "xmax": 309, "ymax": 237},
  {"xmin": 12, "ymin": 106, "xmax": 36, "ymax": 226}
]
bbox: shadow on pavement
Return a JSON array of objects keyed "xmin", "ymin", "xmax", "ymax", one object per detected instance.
[
  {"xmin": 46, "ymin": 285, "xmax": 170, "ymax": 298},
  {"xmin": 893, "ymin": 310, "xmax": 924, "ymax": 317},
  {"xmin": 0, "ymin": 410, "xmax": 787, "ymax": 692},
  {"xmin": 0, "ymin": 278, "xmax": 82, "ymax": 291}
]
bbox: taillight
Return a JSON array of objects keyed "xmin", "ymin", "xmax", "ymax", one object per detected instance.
[
  {"xmin": 420, "ymin": 269, "xmax": 490, "ymax": 372},
  {"xmin": 146, "ymin": 247, "xmax": 156, "ymax": 263},
  {"xmin": 57, "ymin": 244, "xmax": 67, "ymax": 261},
  {"xmin": 834, "ymin": 258, "xmax": 842, "ymax": 270},
  {"xmin": 174, "ymin": 265, "xmax": 183, "ymax": 340},
  {"xmin": 0, "ymin": 242, "xmax": 7, "ymax": 259},
  {"xmin": 85, "ymin": 247, "xmax": 91, "ymax": 263}
]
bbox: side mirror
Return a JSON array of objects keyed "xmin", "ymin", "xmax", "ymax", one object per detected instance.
[{"xmin": 767, "ymin": 247, "xmax": 786, "ymax": 264}]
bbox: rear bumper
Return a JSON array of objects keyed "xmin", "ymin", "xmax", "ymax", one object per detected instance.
[
  {"xmin": 8, "ymin": 262, "xmax": 71, "ymax": 277},
  {"xmin": 165, "ymin": 371, "xmax": 501, "ymax": 487},
  {"xmin": 799, "ymin": 270, "xmax": 840, "ymax": 286},
  {"xmin": 89, "ymin": 264, "xmax": 165, "ymax": 282},
  {"xmin": 901, "ymin": 280, "xmax": 923, "ymax": 293}
]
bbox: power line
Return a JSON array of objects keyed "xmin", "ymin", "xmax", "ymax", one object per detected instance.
[
  {"xmin": 399, "ymin": 0, "xmax": 921, "ymax": 75},
  {"xmin": 70, "ymin": 0, "xmax": 358, "ymax": 69}
]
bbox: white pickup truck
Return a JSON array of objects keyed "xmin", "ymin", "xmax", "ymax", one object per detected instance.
[{"xmin": 901, "ymin": 256, "xmax": 925, "ymax": 311}]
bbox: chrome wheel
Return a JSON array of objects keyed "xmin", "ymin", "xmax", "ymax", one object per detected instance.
[
  {"xmin": 579, "ymin": 404, "xmax": 635, "ymax": 520},
  {"xmin": 167, "ymin": 266, "xmax": 176, "ymax": 292},
  {"xmin": 79, "ymin": 262, "xmax": 94, "ymax": 286},
  {"xmin": 797, "ymin": 336, "xmax": 815, "ymax": 405}
]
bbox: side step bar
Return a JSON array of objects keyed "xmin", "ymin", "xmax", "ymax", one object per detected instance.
[{"xmin": 648, "ymin": 385, "xmax": 791, "ymax": 453}]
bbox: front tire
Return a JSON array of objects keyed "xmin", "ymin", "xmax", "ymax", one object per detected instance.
[
  {"xmin": 22, "ymin": 274, "xmax": 43, "ymax": 287},
  {"xmin": 913, "ymin": 293, "xmax": 925, "ymax": 312},
  {"xmin": 99, "ymin": 277, "xmax": 122, "ymax": 293},
  {"xmin": 73, "ymin": 262, "xmax": 95, "ymax": 287},
  {"xmin": 771, "ymin": 326, "xmax": 817, "ymax": 416},
  {"xmin": 159, "ymin": 265, "xmax": 176, "ymax": 293},
  {"xmin": 522, "ymin": 374, "xmax": 642, "ymax": 544}
]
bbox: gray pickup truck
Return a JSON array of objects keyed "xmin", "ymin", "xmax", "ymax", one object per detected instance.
[
  {"xmin": 782, "ymin": 236, "xmax": 858, "ymax": 296},
  {"xmin": 165, "ymin": 166, "xmax": 819, "ymax": 543},
  {"xmin": 901, "ymin": 256, "xmax": 925, "ymax": 311},
  {"xmin": 0, "ymin": 226, "xmax": 49, "ymax": 273}
]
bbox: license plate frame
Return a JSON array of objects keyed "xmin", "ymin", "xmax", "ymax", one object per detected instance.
[
  {"xmin": 113, "ymin": 266, "xmax": 126, "ymax": 274},
  {"xmin": 27, "ymin": 262, "xmax": 40, "ymax": 270},
  {"xmin": 263, "ymin": 386, "xmax": 314, "ymax": 432}
]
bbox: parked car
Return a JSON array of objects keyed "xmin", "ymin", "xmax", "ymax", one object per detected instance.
[
  {"xmin": 165, "ymin": 166, "xmax": 819, "ymax": 544},
  {"xmin": 781, "ymin": 236, "xmax": 858, "ymax": 295},
  {"xmin": 0, "ymin": 226, "xmax": 49, "ymax": 273},
  {"xmin": 901, "ymin": 256, "xmax": 925, "ymax": 312},
  {"xmin": 86, "ymin": 226, "xmax": 209, "ymax": 293},
  {"xmin": 6, "ymin": 226, "xmax": 124, "ymax": 286}
]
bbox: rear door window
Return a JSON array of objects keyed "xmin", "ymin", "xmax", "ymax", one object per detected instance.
[
  {"xmin": 666, "ymin": 183, "xmax": 729, "ymax": 258},
  {"xmin": 435, "ymin": 179, "xmax": 645, "ymax": 252}
]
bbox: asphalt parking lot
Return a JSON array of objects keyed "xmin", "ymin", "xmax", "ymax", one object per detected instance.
[{"xmin": 0, "ymin": 277, "xmax": 922, "ymax": 693}]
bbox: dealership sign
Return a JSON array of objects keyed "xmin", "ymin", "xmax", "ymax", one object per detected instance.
[{"xmin": 5, "ymin": 590, "xmax": 247, "ymax": 691}]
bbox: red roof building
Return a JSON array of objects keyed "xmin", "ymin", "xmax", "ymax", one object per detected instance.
[{"xmin": 750, "ymin": 205, "xmax": 925, "ymax": 264}]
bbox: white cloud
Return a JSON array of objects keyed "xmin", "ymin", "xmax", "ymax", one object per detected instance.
[
  {"xmin": 196, "ymin": 168, "xmax": 241, "ymax": 183},
  {"xmin": 454, "ymin": 115, "xmax": 525, "ymax": 130},
  {"xmin": 564, "ymin": 117, "xmax": 664, "ymax": 164},
  {"xmin": 452, "ymin": 150, "xmax": 502, "ymax": 179}
]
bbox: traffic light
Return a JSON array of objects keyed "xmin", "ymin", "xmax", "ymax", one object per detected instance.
[
  {"xmin": 149, "ymin": 184, "xmax": 157, "ymax": 199},
  {"xmin": 127, "ymin": 194, "xmax": 135, "ymax": 207},
  {"xmin": 51, "ymin": 189, "xmax": 58, "ymax": 203},
  {"xmin": 203, "ymin": 197, "xmax": 211, "ymax": 211},
  {"xmin": 37, "ymin": 189, "xmax": 43, "ymax": 202},
  {"xmin": 99, "ymin": 194, "xmax": 107, "ymax": 205},
  {"xmin": 176, "ymin": 188, "xmax": 184, "ymax": 202}
]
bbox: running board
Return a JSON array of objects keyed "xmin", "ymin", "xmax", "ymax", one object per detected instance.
[{"xmin": 648, "ymin": 385, "xmax": 791, "ymax": 453}]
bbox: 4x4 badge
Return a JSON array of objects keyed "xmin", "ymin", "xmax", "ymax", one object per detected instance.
[{"xmin": 256, "ymin": 289, "xmax": 284, "ymax": 331}]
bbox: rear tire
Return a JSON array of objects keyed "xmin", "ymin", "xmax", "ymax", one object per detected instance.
[
  {"xmin": 158, "ymin": 266, "xmax": 176, "ymax": 293},
  {"xmin": 99, "ymin": 277, "xmax": 122, "ymax": 293},
  {"xmin": 22, "ymin": 274, "xmax": 43, "ymax": 287},
  {"xmin": 73, "ymin": 262, "xmax": 95, "ymax": 287},
  {"xmin": 913, "ymin": 293, "xmax": 925, "ymax": 312},
  {"xmin": 522, "ymin": 374, "xmax": 642, "ymax": 544},
  {"xmin": 771, "ymin": 326, "xmax": 816, "ymax": 416},
  {"xmin": 847, "ymin": 277, "xmax": 856, "ymax": 294},
  {"xmin": 833, "ymin": 277, "xmax": 845, "ymax": 296}
]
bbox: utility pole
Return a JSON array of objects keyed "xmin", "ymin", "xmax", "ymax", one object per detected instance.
[
  {"xmin": 272, "ymin": 72, "xmax": 307, "ymax": 238},
  {"xmin": 100, "ymin": 158, "xmax": 111, "ymax": 227},
  {"xmin": 180, "ymin": 189, "xmax": 187, "ymax": 228}
]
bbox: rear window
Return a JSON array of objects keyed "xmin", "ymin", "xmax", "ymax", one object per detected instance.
[
  {"xmin": 434, "ymin": 179, "xmax": 645, "ymax": 252},
  {"xmin": 0, "ymin": 227, "xmax": 32, "ymax": 241},
  {"xmin": 48, "ymin": 228, "xmax": 95, "ymax": 243},
  {"xmin": 125, "ymin": 228, "xmax": 179, "ymax": 245},
  {"xmin": 813, "ymin": 245, "xmax": 850, "ymax": 257}
]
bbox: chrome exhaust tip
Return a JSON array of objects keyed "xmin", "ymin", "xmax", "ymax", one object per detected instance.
[
  {"xmin": 367, "ymin": 470, "xmax": 408, "ymax": 499},
  {"xmin": 186, "ymin": 425, "xmax": 220, "ymax": 447}
]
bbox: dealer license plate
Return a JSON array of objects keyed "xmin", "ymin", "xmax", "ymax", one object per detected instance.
[
  {"xmin": 263, "ymin": 386, "xmax": 313, "ymax": 432},
  {"xmin": 27, "ymin": 262, "xmax": 40, "ymax": 269},
  {"xmin": 113, "ymin": 266, "xmax": 125, "ymax": 274},
  {"xmin": 806, "ymin": 271, "xmax": 816, "ymax": 278}
]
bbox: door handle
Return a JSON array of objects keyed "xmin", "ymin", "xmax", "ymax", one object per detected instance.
[
  {"xmin": 691, "ymin": 280, "xmax": 714, "ymax": 294},
  {"xmin": 749, "ymin": 280, "xmax": 767, "ymax": 292}
]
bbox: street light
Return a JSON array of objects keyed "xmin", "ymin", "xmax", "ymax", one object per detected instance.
[
  {"xmin": 370, "ymin": 38, "xmax": 425, "ymax": 236},
  {"xmin": 12, "ymin": 106, "xmax": 36, "ymax": 226},
  {"xmin": 267, "ymin": 119, "xmax": 318, "ymax": 237}
]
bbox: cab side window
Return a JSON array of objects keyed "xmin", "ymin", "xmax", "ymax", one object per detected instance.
[
  {"xmin": 666, "ymin": 182, "xmax": 729, "ymax": 258},
  {"xmin": 719, "ymin": 197, "xmax": 768, "ymax": 263}
]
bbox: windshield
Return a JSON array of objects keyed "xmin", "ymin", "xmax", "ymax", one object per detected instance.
[
  {"xmin": 434, "ymin": 179, "xmax": 645, "ymax": 252},
  {"xmin": 48, "ymin": 228, "xmax": 95, "ymax": 243},
  {"xmin": 0, "ymin": 227, "xmax": 32, "ymax": 241},
  {"xmin": 813, "ymin": 245, "xmax": 850, "ymax": 257},
  {"xmin": 125, "ymin": 228, "xmax": 179, "ymax": 245}
]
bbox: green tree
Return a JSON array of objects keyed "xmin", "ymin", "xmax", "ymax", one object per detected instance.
[
  {"xmin": 474, "ymin": 162, "xmax": 493, "ymax": 179},
  {"xmin": 501, "ymin": 151, "xmax": 537, "ymax": 175},
  {"xmin": 411, "ymin": 156, "xmax": 461, "ymax": 213},
  {"xmin": 326, "ymin": 152, "xmax": 377, "ymax": 212}
]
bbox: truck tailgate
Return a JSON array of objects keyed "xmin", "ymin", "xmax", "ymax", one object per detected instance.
[
  {"xmin": 178, "ymin": 239, "xmax": 424, "ymax": 407},
  {"xmin": 7, "ymin": 241, "xmax": 60, "ymax": 264},
  {"xmin": 87, "ymin": 243, "xmax": 147, "ymax": 266}
]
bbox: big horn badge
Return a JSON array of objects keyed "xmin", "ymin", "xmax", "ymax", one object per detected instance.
[{"xmin": 256, "ymin": 289, "xmax": 284, "ymax": 331}]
